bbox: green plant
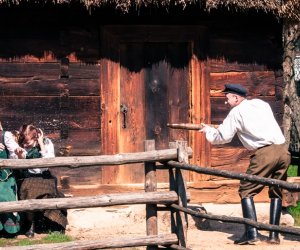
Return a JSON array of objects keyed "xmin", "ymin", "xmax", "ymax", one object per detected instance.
[
  {"xmin": 43, "ymin": 231, "xmax": 72, "ymax": 243},
  {"xmin": 288, "ymin": 201, "xmax": 300, "ymax": 226},
  {"xmin": 17, "ymin": 238, "xmax": 37, "ymax": 246},
  {"xmin": 0, "ymin": 232, "xmax": 72, "ymax": 247},
  {"xmin": 0, "ymin": 238, "xmax": 9, "ymax": 247},
  {"xmin": 287, "ymin": 165, "xmax": 298, "ymax": 177}
]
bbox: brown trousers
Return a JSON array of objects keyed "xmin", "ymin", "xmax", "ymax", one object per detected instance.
[{"xmin": 239, "ymin": 143, "xmax": 291, "ymax": 199}]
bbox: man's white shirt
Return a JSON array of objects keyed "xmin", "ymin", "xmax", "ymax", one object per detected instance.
[{"xmin": 205, "ymin": 99, "xmax": 285, "ymax": 150}]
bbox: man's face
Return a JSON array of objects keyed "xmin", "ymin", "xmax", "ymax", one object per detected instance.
[{"xmin": 225, "ymin": 93, "xmax": 239, "ymax": 108}]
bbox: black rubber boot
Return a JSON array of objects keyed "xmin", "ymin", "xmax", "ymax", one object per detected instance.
[
  {"xmin": 234, "ymin": 197, "xmax": 259, "ymax": 245},
  {"xmin": 268, "ymin": 198, "xmax": 282, "ymax": 244}
]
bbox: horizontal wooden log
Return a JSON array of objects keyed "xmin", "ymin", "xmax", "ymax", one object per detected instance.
[
  {"xmin": 1, "ymin": 96, "xmax": 101, "ymax": 131},
  {"xmin": 68, "ymin": 64, "xmax": 100, "ymax": 79},
  {"xmin": 211, "ymin": 147, "xmax": 250, "ymax": 176},
  {"xmin": 0, "ymin": 62, "xmax": 60, "ymax": 77},
  {"xmin": 0, "ymin": 191, "xmax": 178, "ymax": 213},
  {"xmin": 210, "ymin": 96, "xmax": 283, "ymax": 123},
  {"xmin": 0, "ymin": 148, "xmax": 192, "ymax": 169},
  {"xmin": 208, "ymin": 59, "xmax": 267, "ymax": 73},
  {"xmin": 0, "ymin": 61, "xmax": 99, "ymax": 78},
  {"xmin": 209, "ymin": 71, "xmax": 276, "ymax": 97},
  {"xmin": 55, "ymin": 180, "xmax": 265, "ymax": 203},
  {"xmin": 167, "ymin": 161, "xmax": 300, "ymax": 192},
  {"xmin": 5, "ymin": 234, "xmax": 178, "ymax": 250},
  {"xmin": 53, "ymin": 130, "xmax": 101, "ymax": 156},
  {"xmin": 1, "ymin": 96, "xmax": 100, "ymax": 115},
  {"xmin": 0, "ymin": 78, "xmax": 99, "ymax": 96},
  {"xmin": 211, "ymin": 147, "xmax": 250, "ymax": 167},
  {"xmin": 171, "ymin": 204, "xmax": 300, "ymax": 236}
]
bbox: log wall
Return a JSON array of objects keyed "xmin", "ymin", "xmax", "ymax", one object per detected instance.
[{"xmin": 0, "ymin": 5, "xmax": 284, "ymax": 202}]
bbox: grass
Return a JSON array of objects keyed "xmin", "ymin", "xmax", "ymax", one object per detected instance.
[
  {"xmin": 287, "ymin": 165, "xmax": 300, "ymax": 226},
  {"xmin": 0, "ymin": 232, "xmax": 72, "ymax": 247},
  {"xmin": 287, "ymin": 165, "xmax": 298, "ymax": 177},
  {"xmin": 288, "ymin": 201, "xmax": 300, "ymax": 226}
]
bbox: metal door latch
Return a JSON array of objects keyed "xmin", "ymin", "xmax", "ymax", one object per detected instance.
[{"xmin": 120, "ymin": 104, "xmax": 128, "ymax": 128}]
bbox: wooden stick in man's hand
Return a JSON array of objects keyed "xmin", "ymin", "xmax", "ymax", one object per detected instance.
[{"xmin": 167, "ymin": 123, "xmax": 218, "ymax": 130}]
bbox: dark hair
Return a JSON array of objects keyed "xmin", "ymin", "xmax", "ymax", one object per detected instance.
[{"xmin": 18, "ymin": 124, "xmax": 38, "ymax": 146}]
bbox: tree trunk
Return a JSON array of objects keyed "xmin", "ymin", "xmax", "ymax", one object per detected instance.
[{"xmin": 282, "ymin": 21, "xmax": 300, "ymax": 151}]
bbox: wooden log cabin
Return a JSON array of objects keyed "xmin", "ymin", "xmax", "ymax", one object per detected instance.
[{"xmin": 0, "ymin": 1, "xmax": 299, "ymax": 203}]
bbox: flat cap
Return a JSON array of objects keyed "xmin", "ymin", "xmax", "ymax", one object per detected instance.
[{"xmin": 222, "ymin": 84, "xmax": 247, "ymax": 97}]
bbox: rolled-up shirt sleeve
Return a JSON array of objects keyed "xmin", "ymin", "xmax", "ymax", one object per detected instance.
[
  {"xmin": 205, "ymin": 112, "xmax": 238, "ymax": 145},
  {"xmin": 40, "ymin": 138, "xmax": 55, "ymax": 158},
  {"xmin": 4, "ymin": 131, "xmax": 20, "ymax": 159}
]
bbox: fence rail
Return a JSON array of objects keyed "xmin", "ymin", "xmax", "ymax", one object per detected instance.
[
  {"xmin": 1, "ymin": 139, "xmax": 300, "ymax": 249},
  {"xmin": 0, "ymin": 140, "xmax": 191, "ymax": 250},
  {"xmin": 0, "ymin": 191, "xmax": 178, "ymax": 213},
  {"xmin": 0, "ymin": 148, "xmax": 192, "ymax": 169},
  {"xmin": 3, "ymin": 234, "xmax": 179, "ymax": 250},
  {"xmin": 167, "ymin": 161, "xmax": 300, "ymax": 192}
]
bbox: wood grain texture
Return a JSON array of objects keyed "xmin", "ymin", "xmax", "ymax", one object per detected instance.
[
  {"xmin": 119, "ymin": 43, "xmax": 146, "ymax": 183},
  {"xmin": 0, "ymin": 191, "xmax": 178, "ymax": 212},
  {"xmin": 209, "ymin": 71, "xmax": 276, "ymax": 97},
  {"xmin": 100, "ymin": 58, "xmax": 120, "ymax": 184},
  {"xmin": 5, "ymin": 234, "xmax": 178, "ymax": 250}
]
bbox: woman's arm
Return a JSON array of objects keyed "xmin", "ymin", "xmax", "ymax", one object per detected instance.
[
  {"xmin": 37, "ymin": 129, "xmax": 55, "ymax": 158},
  {"xmin": 4, "ymin": 131, "xmax": 26, "ymax": 159}
]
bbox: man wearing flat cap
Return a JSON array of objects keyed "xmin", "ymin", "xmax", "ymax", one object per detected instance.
[{"xmin": 200, "ymin": 83, "xmax": 290, "ymax": 245}]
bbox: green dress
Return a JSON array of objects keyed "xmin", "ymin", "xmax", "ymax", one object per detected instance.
[{"xmin": 0, "ymin": 131, "xmax": 20, "ymax": 235}]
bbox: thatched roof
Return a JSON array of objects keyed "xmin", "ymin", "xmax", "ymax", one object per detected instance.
[{"xmin": 0, "ymin": 0, "xmax": 299, "ymax": 21}]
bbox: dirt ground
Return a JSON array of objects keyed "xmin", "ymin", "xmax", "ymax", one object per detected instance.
[{"xmin": 65, "ymin": 203, "xmax": 300, "ymax": 250}]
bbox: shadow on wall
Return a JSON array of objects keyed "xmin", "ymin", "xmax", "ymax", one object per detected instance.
[{"xmin": 0, "ymin": 3, "xmax": 283, "ymax": 70}]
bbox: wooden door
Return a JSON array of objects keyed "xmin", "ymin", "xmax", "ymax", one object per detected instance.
[
  {"xmin": 100, "ymin": 26, "xmax": 210, "ymax": 184},
  {"xmin": 118, "ymin": 42, "xmax": 190, "ymax": 183}
]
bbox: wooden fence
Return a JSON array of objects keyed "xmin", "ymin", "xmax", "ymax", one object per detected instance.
[
  {"xmin": 0, "ymin": 140, "xmax": 192, "ymax": 250},
  {"xmin": 1, "ymin": 139, "xmax": 300, "ymax": 249}
]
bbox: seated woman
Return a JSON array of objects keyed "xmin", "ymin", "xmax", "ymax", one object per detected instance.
[
  {"xmin": 17, "ymin": 124, "xmax": 67, "ymax": 238},
  {"xmin": 0, "ymin": 122, "xmax": 24, "ymax": 238}
]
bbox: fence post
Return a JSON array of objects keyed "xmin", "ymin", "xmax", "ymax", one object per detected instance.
[
  {"xmin": 169, "ymin": 140, "xmax": 188, "ymax": 247},
  {"xmin": 144, "ymin": 140, "xmax": 158, "ymax": 250}
]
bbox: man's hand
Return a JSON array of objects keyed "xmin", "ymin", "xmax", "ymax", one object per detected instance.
[
  {"xmin": 0, "ymin": 143, "xmax": 4, "ymax": 151},
  {"xmin": 199, "ymin": 123, "xmax": 210, "ymax": 133}
]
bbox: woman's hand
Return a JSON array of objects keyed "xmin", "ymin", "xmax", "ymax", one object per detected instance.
[
  {"xmin": 0, "ymin": 143, "xmax": 4, "ymax": 151},
  {"xmin": 15, "ymin": 147, "xmax": 27, "ymax": 159},
  {"xmin": 37, "ymin": 128, "xmax": 47, "ymax": 154},
  {"xmin": 37, "ymin": 128, "xmax": 44, "ymax": 145}
]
